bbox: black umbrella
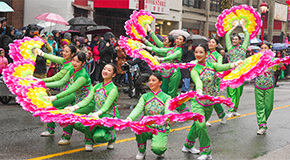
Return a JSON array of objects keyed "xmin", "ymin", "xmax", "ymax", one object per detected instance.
[
  {"xmin": 85, "ymin": 26, "xmax": 111, "ymax": 34},
  {"xmin": 68, "ymin": 16, "xmax": 97, "ymax": 26}
]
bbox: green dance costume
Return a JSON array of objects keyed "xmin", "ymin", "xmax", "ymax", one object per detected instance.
[
  {"xmin": 46, "ymin": 66, "xmax": 93, "ymax": 134},
  {"xmin": 145, "ymin": 32, "xmax": 189, "ymax": 113},
  {"xmin": 184, "ymin": 62, "xmax": 232, "ymax": 155},
  {"xmin": 70, "ymin": 81, "xmax": 119, "ymax": 145},
  {"xmin": 127, "ymin": 90, "xmax": 173, "ymax": 155},
  {"xmin": 254, "ymin": 65, "xmax": 275, "ymax": 130},
  {"xmin": 225, "ymin": 29, "xmax": 249, "ymax": 112},
  {"xmin": 206, "ymin": 50, "xmax": 226, "ymax": 119}
]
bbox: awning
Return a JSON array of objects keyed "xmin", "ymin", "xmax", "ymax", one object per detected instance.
[{"xmin": 72, "ymin": 2, "xmax": 95, "ymax": 12}]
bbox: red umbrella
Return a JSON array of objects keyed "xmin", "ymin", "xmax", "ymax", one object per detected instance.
[{"xmin": 35, "ymin": 13, "xmax": 69, "ymax": 25}]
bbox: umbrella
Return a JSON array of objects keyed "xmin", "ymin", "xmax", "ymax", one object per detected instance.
[
  {"xmin": 19, "ymin": 24, "xmax": 44, "ymax": 31},
  {"xmin": 169, "ymin": 30, "xmax": 190, "ymax": 38},
  {"xmin": 37, "ymin": 21, "xmax": 56, "ymax": 28},
  {"xmin": 0, "ymin": 2, "xmax": 14, "ymax": 12},
  {"xmin": 272, "ymin": 43, "xmax": 288, "ymax": 50},
  {"xmin": 61, "ymin": 30, "xmax": 80, "ymax": 34},
  {"xmin": 68, "ymin": 16, "xmax": 97, "ymax": 26},
  {"xmin": 186, "ymin": 34, "xmax": 210, "ymax": 46},
  {"xmin": 250, "ymin": 37, "xmax": 262, "ymax": 44},
  {"xmin": 85, "ymin": 26, "xmax": 111, "ymax": 34},
  {"xmin": 35, "ymin": 13, "xmax": 69, "ymax": 25},
  {"xmin": 248, "ymin": 45, "xmax": 261, "ymax": 50}
]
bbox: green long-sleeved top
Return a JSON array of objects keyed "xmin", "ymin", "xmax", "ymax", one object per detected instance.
[
  {"xmin": 145, "ymin": 31, "xmax": 164, "ymax": 48},
  {"xmin": 42, "ymin": 53, "xmax": 73, "ymax": 83},
  {"xmin": 225, "ymin": 29, "xmax": 250, "ymax": 62},
  {"xmin": 128, "ymin": 90, "xmax": 173, "ymax": 130},
  {"xmin": 206, "ymin": 50, "xmax": 222, "ymax": 64},
  {"xmin": 191, "ymin": 62, "xmax": 232, "ymax": 106},
  {"xmin": 76, "ymin": 81, "xmax": 119, "ymax": 118},
  {"xmin": 48, "ymin": 67, "xmax": 92, "ymax": 103}
]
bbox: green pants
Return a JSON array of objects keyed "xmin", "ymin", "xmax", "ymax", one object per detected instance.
[
  {"xmin": 254, "ymin": 87, "xmax": 274, "ymax": 129},
  {"xmin": 184, "ymin": 99, "xmax": 213, "ymax": 155},
  {"xmin": 161, "ymin": 69, "xmax": 189, "ymax": 113},
  {"xmin": 136, "ymin": 125, "xmax": 170, "ymax": 155},
  {"xmin": 62, "ymin": 102, "xmax": 95, "ymax": 140},
  {"xmin": 46, "ymin": 93, "xmax": 75, "ymax": 134},
  {"xmin": 214, "ymin": 103, "xmax": 226, "ymax": 119},
  {"xmin": 227, "ymin": 84, "xmax": 244, "ymax": 112}
]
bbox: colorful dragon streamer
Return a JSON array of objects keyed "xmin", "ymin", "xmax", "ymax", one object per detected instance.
[{"xmin": 216, "ymin": 5, "xmax": 262, "ymax": 39}]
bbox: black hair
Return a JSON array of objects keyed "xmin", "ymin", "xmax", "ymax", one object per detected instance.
[
  {"xmin": 150, "ymin": 73, "xmax": 163, "ymax": 82},
  {"xmin": 232, "ymin": 33, "xmax": 241, "ymax": 40},
  {"xmin": 195, "ymin": 44, "xmax": 208, "ymax": 53},
  {"xmin": 168, "ymin": 35, "xmax": 175, "ymax": 47},
  {"xmin": 73, "ymin": 51, "xmax": 86, "ymax": 63},
  {"xmin": 68, "ymin": 45, "xmax": 76, "ymax": 55},
  {"xmin": 179, "ymin": 35, "xmax": 186, "ymax": 42},
  {"xmin": 261, "ymin": 43, "xmax": 271, "ymax": 49},
  {"xmin": 106, "ymin": 63, "xmax": 117, "ymax": 74},
  {"xmin": 212, "ymin": 38, "xmax": 219, "ymax": 44}
]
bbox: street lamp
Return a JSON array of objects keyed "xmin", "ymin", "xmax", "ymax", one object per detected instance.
[{"xmin": 260, "ymin": 1, "xmax": 268, "ymax": 45}]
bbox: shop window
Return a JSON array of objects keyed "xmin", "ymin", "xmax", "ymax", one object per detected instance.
[
  {"xmin": 183, "ymin": 0, "xmax": 205, "ymax": 9},
  {"xmin": 210, "ymin": 0, "xmax": 221, "ymax": 12}
]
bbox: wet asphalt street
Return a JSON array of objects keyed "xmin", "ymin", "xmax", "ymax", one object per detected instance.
[{"xmin": 1, "ymin": 80, "xmax": 290, "ymax": 160}]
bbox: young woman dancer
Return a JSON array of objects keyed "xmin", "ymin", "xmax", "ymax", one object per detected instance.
[
  {"xmin": 254, "ymin": 43, "xmax": 277, "ymax": 135},
  {"xmin": 182, "ymin": 44, "xmax": 242, "ymax": 160},
  {"xmin": 126, "ymin": 73, "xmax": 173, "ymax": 160},
  {"xmin": 64, "ymin": 63, "xmax": 119, "ymax": 151},
  {"xmin": 142, "ymin": 30, "xmax": 189, "ymax": 113},
  {"xmin": 205, "ymin": 38, "xmax": 227, "ymax": 126},
  {"xmin": 40, "ymin": 52, "xmax": 93, "ymax": 145},
  {"xmin": 225, "ymin": 21, "xmax": 249, "ymax": 117}
]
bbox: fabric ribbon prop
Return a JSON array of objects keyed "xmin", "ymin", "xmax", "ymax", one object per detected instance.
[
  {"xmin": 168, "ymin": 90, "xmax": 234, "ymax": 111},
  {"xmin": 216, "ymin": 5, "xmax": 262, "ymax": 39},
  {"xmin": 3, "ymin": 36, "xmax": 203, "ymax": 134},
  {"xmin": 218, "ymin": 50, "xmax": 275, "ymax": 90},
  {"xmin": 125, "ymin": 10, "xmax": 155, "ymax": 41}
]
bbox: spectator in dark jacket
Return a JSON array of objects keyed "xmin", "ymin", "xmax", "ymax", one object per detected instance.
[
  {"xmin": 127, "ymin": 58, "xmax": 152, "ymax": 98},
  {"xmin": 2, "ymin": 25, "xmax": 14, "ymax": 63},
  {"xmin": 180, "ymin": 40, "xmax": 195, "ymax": 93},
  {"xmin": 220, "ymin": 49, "xmax": 229, "ymax": 64},
  {"xmin": 98, "ymin": 32, "xmax": 117, "ymax": 82}
]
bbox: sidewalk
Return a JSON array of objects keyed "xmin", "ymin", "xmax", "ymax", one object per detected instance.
[{"xmin": 255, "ymin": 143, "xmax": 290, "ymax": 159}]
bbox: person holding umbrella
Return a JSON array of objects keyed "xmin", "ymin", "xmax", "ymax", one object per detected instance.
[
  {"xmin": 141, "ymin": 25, "xmax": 189, "ymax": 113},
  {"xmin": 225, "ymin": 21, "xmax": 249, "ymax": 117}
]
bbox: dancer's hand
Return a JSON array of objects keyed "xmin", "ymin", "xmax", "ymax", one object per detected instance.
[
  {"xmin": 92, "ymin": 110, "xmax": 103, "ymax": 119},
  {"xmin": 64, "ymin": 105, "xmax": 79, "ymax": 112},
  {"xmin": 125, "ymin": 117, "xmax": 132, "ymax": 122},
  {"xmin": 196, "ymin": 89, "xmax": 203, "ymax": 96},
  {"xmin": 48, "ymin": 96, "xmax": 57, "ymax": 102},
  {"xmin": 32, "ymin": 48, "xmax": 44, "ymax": 56},
  {"xmin": 145, "ymin": 24, "xmax": 152, "ymax": 32},
  {"xmin": 189, "ymin": 60, "xmax": 197, "ymax": 64},
  {"xmin": 156, "ymin": 57, "xmax": 164, "ymax": 62}
]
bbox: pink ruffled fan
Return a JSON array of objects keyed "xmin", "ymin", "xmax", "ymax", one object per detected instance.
[
  {"xmin": 218, "ymin": 50, "xmax": 275, "ymax": 90},
  {"xmin": 216, "ymin": 5, "xmax": 262, "ymax": 39},
  {"xmin": 125, "ymin": 10, "xmax": 155, "ymax": 41},
  {"xmin": 168, "ymin": 90, "xmax": 234, "ymax": 111}
]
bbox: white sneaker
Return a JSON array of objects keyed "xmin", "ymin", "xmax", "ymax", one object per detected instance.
[
  {"xmin": 182, "ymin": 146, "xmax": 200, "ymax": 154},
  {"xmin": 58, "ymin": 138, "xmax": 71, "ymax": 145},
  {"xmin": 227, "ymin": 112, "xmax": 233, "ymax": 118},
  {"xmin": 206, "ymin": 121, "xmax": 211, "ymax": 127},
  {"xmin": 233, "ymin": 112, "xmax": 241, "ymax": 116},
  {"xmin": 85, "ymin": 144, "xmax": 93, "ymax": 152},
  {"xmin": 157, "ymin": 153, "xmax": 164, "ymax": 158},
  {"xmin": 136, "ymin": 151, "xmax": 146, "ymax": 160},
  {"xmin": 220, "ymin": 114, "xmax": 228, "ymax": 124},
  {"xmin": 197, "ymin": 154, "xmax": 212, "ymax": 160},
  {"xmin": 257, "ymin": 128, "xmax": 267, "ymax": 135},
  {"xmin": 40, "ymin": 131, "xmax": 54, "ymax": 137},
  {"xmin": 107, "ymin": 141, "xmax": 115, "ymax": 149}
]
